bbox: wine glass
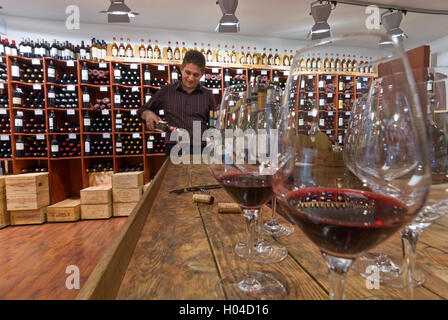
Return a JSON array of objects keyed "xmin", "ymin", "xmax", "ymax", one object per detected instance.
[
  {"xmin": 274, "ymin": 32, "xmax": 431, "ymax": 300},
  {"xmin": 207, "ymin": 82, "xmax": 287, "ymax": 299},
  {"xmin": 350, "ymin": 67, "xmax": 448, "ymax": 296}
]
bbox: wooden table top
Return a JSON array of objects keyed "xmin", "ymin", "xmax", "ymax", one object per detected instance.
[{"xmin": 85, "ymin": 161, "xmax": 448, "ymax": 300}]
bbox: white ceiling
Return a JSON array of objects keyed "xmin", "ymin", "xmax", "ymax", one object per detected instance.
[{"xmin": 0, "ymin": 0, "xmax": 447, "ymax": 47}]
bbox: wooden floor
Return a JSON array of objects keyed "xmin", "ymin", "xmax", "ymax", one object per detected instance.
[{"xmin": 0, "ymin": 217, "xmax": 127, "ymax": 300}]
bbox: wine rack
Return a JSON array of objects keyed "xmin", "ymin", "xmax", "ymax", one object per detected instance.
[{"xmin": 0, "ymin": 53, "xmax": 375, "ymax": 205}]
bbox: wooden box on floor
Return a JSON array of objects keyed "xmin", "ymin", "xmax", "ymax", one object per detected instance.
[
  {"xmin": 113, "ymin": 202, "xmax": 138, "ymax": 217},
  {"xmin": 5, "ymin": 173, "xmax": 50, "ymax": 211},
  {"xmin": 112, "ymin": 187, "xmax": 143, "ymax": 203},
  {"xmin": 47, "ymin": 198, "xmax": 81, "ymax": 222},
  {"xmin": 112, "ymin": 172, "xmax": 144, "ymax": 189},
  {"xmin": 80, "ymin": 187, "xmax": 112, "ymax": 205},
  {"xmin": 81, "ymin": 204, "xmax": 112, "ymax": 220},
  {"xmin": 0, "ymin": 177, "xmax": 9, "ymax": 228},
  {"xmin": 10, "ymin": 207, "xmax": 46, "ymax": 225}
]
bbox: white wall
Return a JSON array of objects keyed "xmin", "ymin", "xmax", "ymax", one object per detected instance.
[
  {"xmin": 429, "ymin": 35, "xmax": 448, "ymax": 67},
  {"xmin": 0, "ymin": 14, "xmax": 381, "ymax": 60}
]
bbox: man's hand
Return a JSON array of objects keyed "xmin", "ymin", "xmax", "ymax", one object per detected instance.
[{"xmin": 141, "ymin": 110, "xmax": 161, "ymax": 131}]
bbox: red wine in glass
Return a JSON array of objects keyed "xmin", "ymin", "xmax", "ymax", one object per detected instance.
[
  {"xmin": 281, "ymin": 188, "xmax": 411, "ymax": 258},
  {"xmin": 217, "ymin": 173, "xmax": 273, "ymax": 208}
]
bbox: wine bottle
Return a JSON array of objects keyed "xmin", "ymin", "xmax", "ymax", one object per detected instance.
[
  {"xmin": 174, "ymin": 42, "xmax": 181, "ymax": 60},
  {"xmin": 81, "ymin": 62, "xmax": 89, "ymax": 83},
  {"xmin": 115, "ymin": 111, "xmax": 122, "ymax": 132},
  {"xmin": 147, "ymin": 39, "xmax": 153, "ymax": 59},
  {"xmin": 12, "ymin": 87, "xmax": 22, "ymax": 107},
  {"xmin": 84, "ymin": 135, "xmax": 91, "ymax": 156},
  {"xmin": 83, "ymin": 111, "xmax": 91, "ymax": 132},
  {"xmin": 114, "ymin": 63, "xmax": 122, "ymax": 84},
  {"xmin": 51, "ymin": 135, "xmax": 59, "ymax": 158},
  {"xmin": 48, "ymin": 85, "xmax": 56, "ymax": 108},
  {"xmin": 144, "ymin": 65, "xmax": 151, "ymax": 85},
  {"xmin": 138, "ymin": 39, "xmax": 146, "ymax": 58},
  {"xmin": 118, "ymin": 37, "xmax": 125, "ymax": 58},
  {"xmin": 154, "ymin": 40, "xmax": 161, "ymax": 60},
  {"xmin": 154, "ymin": 120, "xmax": 176, "ymax": 132},
  {"xmin": 49, "ymin": 111, "xmax": 56, "ymax": 133},
  {"xmin": 167, "ymin": 41, "xmax": 173, "ymax": 60},
  {"xmin": 82, "ymin": 87, "xmax": 90, "ymax": 108},
  {"xmin": 145, "ymin": 89, "xmax": 152, "ymax": 104},
  {"xmin": 182, "ymin": 42, "xmax": 187, "ymax": 60},
  {"xmin": 115, "ymin": 135, "xmax": 123, "ymax": 155},
  {"xmin": 15, "ymin": 111, "xmax": 24, "ymax": 133},
  {"xmin": 114, "ymin": 88, "xmax": 121, "ymax": 108},
  {"xmin": 16, "ymin": 136, "xmax": 25, "ymax": 157},
  {"xmin": 224, "ymin": 69, "xmax": 231, "ymax": 88},
  {"xmin": 171, "ymin": 66, "xmax": 179, "ymax": 84},
  {"xmin": 11, "ymin": 58, "xmax": 21, "ymax": 81},
  {"xmin": 125, "ymin": 38, "xmax": 133, "ymax": 58}
]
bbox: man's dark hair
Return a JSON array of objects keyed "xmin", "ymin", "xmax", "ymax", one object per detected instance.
[{"xmin": 183, "ymin": 50, "xmax": 206, "ymax": 72}]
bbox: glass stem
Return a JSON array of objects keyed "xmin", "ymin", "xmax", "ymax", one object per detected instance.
[
  {"xmin": 322, "ymin": 253, "xmax": 353, "ymax": 300},
  {"xmin": 243, "ymin": 209, "xmax": 258, "ymax": 278},
  {"xmin": 271, "ymin": 196, "xmax": 278, "ymax": 222},
  {"xmin": 400, "ymin": 226, "xmax": 421, "ymax": 300}
]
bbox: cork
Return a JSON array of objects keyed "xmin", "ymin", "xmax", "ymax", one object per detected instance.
[
  {"xmin": 217, "ymin": 202, "xmax": 242, "ymax": 214},
  {"xmin": 192, "ymin": 194, "xmax": 215, "ymax": 205}
]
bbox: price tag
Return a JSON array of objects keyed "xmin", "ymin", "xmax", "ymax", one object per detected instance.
[
  {"xmin": 290, "ymin": 92, "xmax": 295, "ymax": 98},
  {"xmin": 0, "ymin": 135, "xmax": 9, "ymax": 141},
  {"xmin": 345, "ymin": 94, "xmax": 351, "ymax": 98},
  {"xmin": 161, "ymin": 132, "xmax": 166, "ymax": 138},
  {"xmin": 0, "ymin": 83, "xmax": 4, "ymax": 89},
  {"xmin": 308, "ymin": 112, "xmax": 313, "ymax": 116},
  {"xmin": 293, "ymin": 75, "xmax": 298, "ymax": 81},
  {"xmin": 130, "ymin": 110, "xmax": 137, "ymax": 115},
  {"xmin": 32, "ymin": 59, "xmax": 40, "ymax": 65},
  {"xmin": 67, "ymin": 60, "xmax": 75, "ymax": 67},
  {"xmin": 34, "ymin": 109, "xmax": 43, "ymax": 116},
  {"xmin": 158, "ymin": 65, "xmax": 166, "ymax": 71},
  {"xmin": 130, "ymin": 64, "xmax": 138, "ymax": 70},
  {"xmin": 212, "ymin": 68, "xmax": 219, "ymax": 74},
  {"xmin": 69, "ymin": 134, "xmax": 77, "ymax": 140},
  {"xmin": 33, "ymin": 84, "xmax": 42, "ymax": 90},
  {"xmin": 346, "ymin": 112, "xmax": 351, "ymax": 115},
  {"xmin": 36, "ymin": 134, "xmax": 45, "ymax": 140},
  {"xmin": 328, "ymin": 112, "xmax": 333, "ymax": 116},
  {"xmin": 132, "ymin": 133, "xmax": 141, "ymax": 139},
  {"xmin": 308, "ymin": 75, "xmax": 313, "ymax": 80},
  {"xmin": 132, "ymin": 86, "xmax": 139, "ymax": 92},
  {"xmin": 326, "ymin": 130, "xmax": 331, "ymax": 134},
  {"xmin": 261, "ymin": 70, "xmax": 268, "ymax": 75},
  {"xmin": 283, "ymin": 71, "xmax": 290, "ymax": 76},
  {"xmin": 363, "ymin": 77, "xmax": 368, "ymax": 82},
  {"xmin": 0, "ymin": 109, "xmax": 7, "ymax": 115},
  {"xmin": 326, "ymin": 75, "xmax": 332, "ymax": 80},
  {"xmin": 102, "ymin": 109, "xmax": 109, "ymax": 115},
  {"xmin": 149, "ymin": 135, "xmax": 155, "ymax": 141},
  {"xmin": 67, "ymin": 85, "xmax": 75, "ymax": 91},
  {"xmin": 346, "ymin": 76, "xmax": 351, "ymax": 81},
  {"xmin": 100, "ymin": 86, "xmax": 108, "ymax": 92},
  {"xmin": 67, "ymin": 109, "xmax": 75, "ymax": 115},
  {"xmin": 99, "ymin": 62, "xmax": 107, "ymax": 69},
  {"xmin": 236, "ymin": 69, "xmax": 243, "ymax": 74},
  {"xmin": 328, "ymin": 93, "xmax": 333, "ymax": 98},
  {"xmin": 103, "ymin": 133, "xmax": 110, "ymax": 139},
  {"xmin": 212, "ymin": 89, "xmax": 219, "ymax": 95},
  {"xmin": 308, "ymin": 92, "xmax": 313, "ymax": 97}
]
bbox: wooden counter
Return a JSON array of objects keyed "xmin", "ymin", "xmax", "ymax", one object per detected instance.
[{"xmin": 77, "ymin": 160, "xmax": 448, "ymax": 300}]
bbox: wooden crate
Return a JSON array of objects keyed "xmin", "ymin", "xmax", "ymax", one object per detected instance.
[
  {"xmin": 113, "ymin": 187, "xmax": 143, "ymax": 203},
  {"xmin": 5, "ymin": 173, "xmax": 50, "ymax": 211},
  {"xmin": 113, "ymin": 202, "xmax": 138, "ymax": 217},
  {"xmin": 88, "ymin": 172, "xmax": 113, "ymax": 188},
  {"xmin": 80, "ymin": 187, "xmax": 112, "ymax": 205},
  {"xmin": 0, "ymin": 176, "xmax": 6, "ymax": 195},
  {"xmin": 47, "ymin": 198, "xmax": 81, "ymax": 222},
  {"xmin": 112, "ymin": 172, "xmax": 144, "ymax": 189},
  {"xmin": 10, "ymin": 207, "xmax": 47, "ymax": 225},
  {"xmin": 0, "ymin": 194, "xmax": 9, "ymax": 229},
  {"xmin": 81, "ymin": 204, "xmax": 112, "ymax": 220}
]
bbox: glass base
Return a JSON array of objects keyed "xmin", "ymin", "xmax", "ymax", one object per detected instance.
[
  {"xmin": 352, "ymin": 252, "xmax": 425, "ymax": 288},
  {"xmin": 262, "ymin": 220, "xmax": 295, "ymax": 238},
  {"xmin": 235, "ymin": 239, "xmax": 288, "ymax": 264},
  {"xmin": 214, "ymin": 270, "xmax": 287, "ymax": 300}
]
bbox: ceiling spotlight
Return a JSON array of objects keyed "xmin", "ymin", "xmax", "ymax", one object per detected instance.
[
  {"xmin": 381, "ymin": 10, "xmax": 408, "ymax": 42},
  {"xmin": 309, "ymin": 1, "xmax": 333, "ymax": 40},
  {"xmin": 216, "ymin": 0, "xmax": 240, "ymax": 33},
  {"xmin": 99, "ymin": 0, "xmax": 140, "ymax": 23}
]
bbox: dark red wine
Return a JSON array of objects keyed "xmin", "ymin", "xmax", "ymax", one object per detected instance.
[
  {"xmin": 217, "ymin": 173, "xmax": 272, "ymax": 208},
  {"xmin": 281, "ymin": 188, "xmax": 410, "ymax": 258}
]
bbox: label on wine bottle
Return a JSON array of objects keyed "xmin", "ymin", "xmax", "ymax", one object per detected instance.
[
  {"xmin": 0, "ymin": 135, "xmax": 9, "ymax": 141},
  {"xmin": 99, "ymin": 63, "xmax": 107, "ymax": 69},
  {"xmin": 147, "ymin": 141, "xmax": 153, "ymax": 149},
  {"xmin": 67, "ymin": 109, "xmax": 75, "ymax": 115},
  {"xmin": 15, "ymin": 118, "xmax": 23, "ymax": 126},
  {"xmin": 16, "ymin": 142, "xmax": 24, "ymax": 150},
  {"xmin": 144, "ymin": 71, "xmax": 151, "ymax": 80},
  {"xmin": 274, "ymin": 77, "xmax": 279, "ymax": 82},
  {"xmin": 114, "ymin": 95, "xmax": 121, "ymax": 104},
  {"xmin": 69, "ymin": 134, "xmax": 76, "ymax": 139},
  {"xmin": 13, "ymin": 97, "xmax": 22, "ymax": 105},
  {"xmin": 11, "ymin": 66, "xmax": 20, "ymax": 78},
  {"xmin": 49, "ymin": 118, "xmax": 54, "ymax": 127},
  {"xmin": 339, "ymin": 117, "xmax": 343, "ymax": 127},
  {"xmin": 114, "ymin": 69, "xmax": 121, "ymax": 78},
  {"xmin": 48, "ymin": 68, "xmax": 55, "ymax": 78},
  {"xmin": 320, "ymin": 119, "xmax": 325, "ymax": 127},
  {"xmin": 83, "ymin": 94, "xmax": 90, "ymax": 102},
  {"xmin": 81, "ymin": 70, "xmax": 88, "ymax": 81},
  {"xmin": 84, "ymin": 118, "xmax": 91, "ymax": 126},
  {"xmin": 0, "ymin": 108, "xmax": 7, "ymax": 115},
  {"xmin": 32, "ymin": 59, "xmax": 40, "ymax": 65},
  {"xmin": 319, "ymin": 99, "xmax": 325, "ymax": 106},
  {"xmin": 48, "ymin": 92, "xmax": 56, "ymax": 99},
  {"xmin": 67, "ymin": 60, "xmax": 75, "ymax": 67},
  {"xmin": 51, "ymin": 145, "xmax": 59, "ymax": 152},
  {"xmin": 299, "ymin": 119, "xmax": 304, "ymax": 126},
  {"xmin": 100, "ymin": 86, "xmax": 108, "ymax": 92},
  {"xmin": 328, "ymin": 93, "xmax": 333, "ymax": 98},
  {"xmin": 85, "ymin": 141, "xmax": 90, "ymax": 153},
  {"xmin": 172, "ymin": 72, "xmax": 178, "ymax": 80},
  {"xmin": 357, "ymin": 82, "xmax": 362, "ymax": 90},
  {"xmin": 225, "ymin": 75, "xmax": 231, "ymax": 82},
  {"xmin": 319, "ymin": 80, "xmax": 324, "ymax": 88}
]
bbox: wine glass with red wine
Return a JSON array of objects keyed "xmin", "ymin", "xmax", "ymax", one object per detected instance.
[
  {"xmin": 273, "ymin": 33, "xmax": 431, "ymax": 300},
  {"xmin": 207, "ymin": 81, "xmax": 287, "ymax": 299}
]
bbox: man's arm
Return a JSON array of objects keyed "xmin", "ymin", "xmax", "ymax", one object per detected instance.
[{"xmin": 138, "ymin": 87, "xmax": 166, "ymax": 131}]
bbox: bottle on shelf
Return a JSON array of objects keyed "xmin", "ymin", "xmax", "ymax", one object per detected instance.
[
  {"xmin": 49, "ymin": 111, "xmax": 56, "ymax": 133},
  {"xmin": 83, "ymin": 111, "xmax": 91, "ymax": 132},
  {"xmin": 12, "ymin": 87, "xmax": 22, "ymax": 107},
  {"xmin": 139, "ymin": 39, "xmax": 146, "ymax": 58},
  {"xmin": 101, "ymin": 40, "xmax": 107, "ymax": 61},
  {"xmin": 82, "ymin": 87, "xmax": 90, "ymax": 108},
  {"xmin": 171, "ymin": 66, "xmax": 179, "ymax": 84},
  {"xmin": 11, "ymin": 57, "xmax": 21, "ymax": 81},
  {"xmin": 81, "ymin": 62, "xmax": 89, "ymax": 83},
  {"xmin": 200, "ymin": 43, "xmax": 206, "ymax": 56},
  {"xmin": 115, "ymin": 110, "xmax": 123, "ymax": 132},
  {"xmin": 90, "ymin": 38, "xmax": 98, "ymax": 62},
  {"xmin": 223, "ymin": 44, "xmax": 229, "ymax": 64},
  {"xmin": 239, "ymin": 46, "xmax": 245, "ymax": 64},
  {"xmin": 216, "ymin": 44, "xmax": 222, "ymax": 63},
  {"xmin": 47, "ymin": 60, "xmax": 56, "ymax": 83},
  {"xmin": 174, "ymin": 42, "xmax": 181, "ymax": 60},
  {"xmin": 206, "ymin": 44, "xmax": 213, "ymax": 63},
  {"xmin": 84, "ymin": 135, "xmax": 91, "ymax": 156},
  {"xmin": 253, "ymin": 47, "xmax": 259, "ymax": 65},
  {"xmin": 14, "ymin": 111, "xmax": 23, "ymax": 133},
  {"xmin": 167, "ymin": 41, "xmax": 173, "ymax": 60},
  {"xmin": 114, "ymin": 63, "xmax": 122, "ymax": 84},
  {"xmin": 125, "ymin": 38, "xmax": 133, "ymax": 58},
  {"xmin": 182, "ymin": 42, "xmax": 187, "ymax": 60},
  {"xmin": 231, "ymin": 45, "xmax": 237, "ymax": 64},
  {"xmin": 146, "ymin": 39, "xmax": 153, "ymax": 59},
  {"xmin": 245, "ymin": 47, "xmax": 252, "ymax": 65},
  {"xmin": 144, "ymin": 65, "xmax": 151, "ymax": 85},
  {"xmin": 154, "ymin": 40, "xmax": 161, "ymax": 59},
  {"xmin": 79, "ymin": 40, "xmax": 87, "ymax": 59},
  {"xmin": 48, "ymin": 85, "xmax": 56, "ymax": 108},
  {"xmin": 224, "ymin": 69, "xmax": 231, "ymax": 88},
  {"xmin": 115, "ymin": 134, "xmax": 123, "ymax": 155},
  {"xmin": 274, "ymin": 49, "xmax": 281, "ymax": 66},
  {"xmin": 283, "ymin": 49, "xmax": 290, "ymax": 67},
  {"xmin": 114, "ymin": 87, "xmax": 122, "ymax": 108},
  {"xmin": 262, "ymin": 48, "xmax": 268, "ymax": 66},
  {"xmin": 10, "ymin": 40, "xmax": 18, "ymax": 56},
  {"xmin": 49, "ymin": 135, "xmax": 59, "ymax": 158},
  {"xmin": 16, "ymin": 136, "xmax": 24, "ymax": 157},
  {"xmin": 118, "ymin": 37, "xmax": 126, "ymax": 58}
]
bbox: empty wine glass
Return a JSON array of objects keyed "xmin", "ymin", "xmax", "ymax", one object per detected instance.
[
  {"xmin": 207, "ymin": 82, "xmax": 287, "ymax": 299},
  {"xmin": 350, "ymin": 67, "xmax": 448, "ymax": 297},
  {"xmin": 274, "ymin": 32, "xmax": 431, "ymax": 300}
]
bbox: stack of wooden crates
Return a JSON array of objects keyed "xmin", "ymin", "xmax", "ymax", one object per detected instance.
[
  {"xmin": 112, "ymin": 172, "xmax": 144, "ymax": 217},
  {"xmin": 4, "ymin": 173, "xmax": 50, "ymax": 225},
  {"xmin": 80, "ymin": 186, "xmax": 113, "ymax": 220}
]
